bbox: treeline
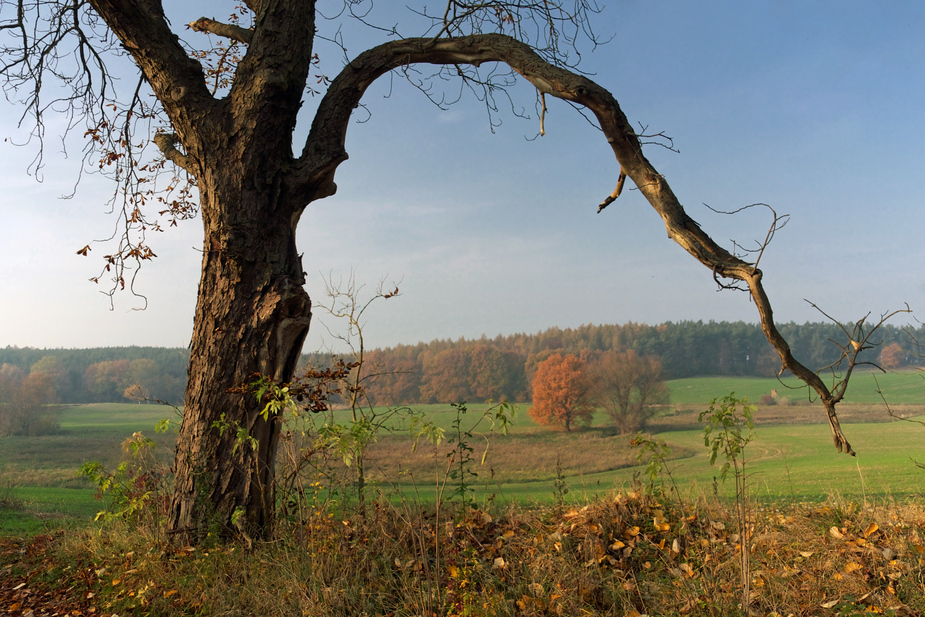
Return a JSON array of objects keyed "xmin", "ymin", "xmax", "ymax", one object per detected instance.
[
  {"xmin": 2, "ymin": 320, "xmax": 921, "ymax": 407},
  {"xmin": 302, "ymin": 321, "xmax": 924, "ymax": 406},
  {"xmin": 0, "ymin": 346, "xmax": 188, "ymax": 405}
]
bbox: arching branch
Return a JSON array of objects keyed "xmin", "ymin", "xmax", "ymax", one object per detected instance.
[
  {"xmin": 294, "ymin": 32, "xmax": 868, "ymax": 454},
  {"xmin": 88, "ymin": 0, "xmax": 215, "ymax": 141}
]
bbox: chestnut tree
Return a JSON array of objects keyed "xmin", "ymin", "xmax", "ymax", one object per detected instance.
[{"xmin": 1, "ymin": 0, "xmax": 873, "ymax": 541}]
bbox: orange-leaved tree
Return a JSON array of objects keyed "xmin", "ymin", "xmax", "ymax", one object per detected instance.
[
  {"xmin": 529, "ymin": 354, "xmax": 594, "ymax": 432},
  {"xmin": 878, "ymin": 342, "xmax": 906, "ymax": 370}
]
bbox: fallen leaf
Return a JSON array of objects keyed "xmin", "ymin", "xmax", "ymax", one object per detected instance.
[
  {"xmin": 864, "ymin": 522, "xmax": 879, "ymax": 537},
  {"xmin": 829, "ymin": 526, "xmax": 844, "ymax": 539},
  {"xmin": 820, "ymin": 599, "xmax": 839, "ymax": 609},
  {"xmin": 845, "ymin": 562, "xmax": 863, "ymax": 573}
]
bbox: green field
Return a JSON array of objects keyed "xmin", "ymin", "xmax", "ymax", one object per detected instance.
[
  {"xmin": 668, "ymin": 369, "xmax": 925, "ymax": 406},
  {"xmin": 1, "ymin": 372, "xmax": 923, "ymax": 533}
]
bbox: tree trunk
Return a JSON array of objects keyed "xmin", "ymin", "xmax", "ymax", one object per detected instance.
[{"xmin": 167, "ymin": 176, "xmax": 312, "ymax": 541}]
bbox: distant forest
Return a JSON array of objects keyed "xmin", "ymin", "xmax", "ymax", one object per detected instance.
[
  {"xmin": 2, "ymin": 321, "xmax": 921, "ymax": 405},
  {"xmin": 0, "ymin": 346, "xmax": 189, "ymax": 405},
  {"xmin": 308, "ymin": 320, "xmax": 923, "ymax": 405}
]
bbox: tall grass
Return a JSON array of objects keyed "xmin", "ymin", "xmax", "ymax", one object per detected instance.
[{"xmin": 7, "ymin": 489, "xmax": 923, "ymax": 616}]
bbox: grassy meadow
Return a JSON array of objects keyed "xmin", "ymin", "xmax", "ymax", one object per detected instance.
[
  {"xmin": 3, "ymin": 371, "xmax": 925, "ymax": 616},
  {"xmin": 1, "ymin": 370, "xmax": 923, "ymax": 532}
]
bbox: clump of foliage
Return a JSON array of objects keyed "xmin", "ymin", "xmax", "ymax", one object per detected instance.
[
  {"xmin": 0, "ymin": 363, "xmax": 60, "ymax": 436},
  {"xmin": 589, "ymin": 349, "xmax": 669, "ymax": 434},
  {"xmin": 700, "ymin": 393, "xmax": 757, "ymax": 614},
  {"xmin": 528, "ymin": 353, "xmax": 595, "ymax": 432},
  {"xmin": 79, "ymin": 429, "xmax": 170, "ymax": 526}
]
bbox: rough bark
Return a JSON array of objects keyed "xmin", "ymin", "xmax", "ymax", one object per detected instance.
[
  {"xmin": 166, "ymin": 185, "xmax": 312, "ymax": 538},
  {"xmin": 88, "ymin": 0, "xmax": 321, "ymax": 539}
]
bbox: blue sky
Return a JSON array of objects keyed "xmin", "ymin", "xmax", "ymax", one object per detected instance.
[{"xmin": 1, "ymin": 2, "xmax": 923, "ymax": 351}]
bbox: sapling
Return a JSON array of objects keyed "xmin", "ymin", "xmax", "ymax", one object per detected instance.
[{"xmin": 700, "ymin": 393, "xmax": 756, "ymax": 614}]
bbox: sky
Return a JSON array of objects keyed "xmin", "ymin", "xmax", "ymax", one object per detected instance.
[{"xmin": 1, "ymin": 1, "xmax": 923, "ymax": 353}]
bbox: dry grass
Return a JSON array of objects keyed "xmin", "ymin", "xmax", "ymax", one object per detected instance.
[
  {"xmin": 4, "ymin": 490, "xmax": 925, "ymax": 616},
  {"xmin": 359, "ymin": 431, "xmax": 681, "ymax": 485}
]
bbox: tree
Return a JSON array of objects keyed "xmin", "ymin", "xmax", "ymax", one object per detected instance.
[
  {"xmin": 361, "ymin": 350, "xmax": 421, "ymax": 406},
  {"xmin": 879, "ymin": 342, "xmax": 906, "ymax": 370},
  {"xmin": 528, "ymin": 353, "xmax": 594, "ymax": 432},
  {"xmin": 469, "ymin": 345, "xmax": 527, "ymax": 402},
  {"xmin": 0, "ymin": 364, "xmax": 59, "ymax": 436},
  {"xmin": 83, "ymin": 359, "xmax": 132, "ymax": 402},
  {"xmin": 588, "ymin": 350, "xmax": 668, "ymax": 434},
  {"xmin": 420, "ymin": 348, "xmax": 473, "ymax": 404},
  {"xmin": 2, "ymin": 1, "xmax": 876, "ymax": 540}
]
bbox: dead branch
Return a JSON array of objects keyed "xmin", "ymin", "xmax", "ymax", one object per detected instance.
[
  {"xmin": 807, "ymin": 302, "xmax": 913, "ymax": 403},
  {"xmin": 188, "ymin": 17, "xmax": 253, "ymax": 45},
  {"xmin": 153, "ymin": 132, "xmax": 193, "ymax": 174},
  {"xmin": 703, "ymin": 203, "xmax": 790, "ymax": 273}
]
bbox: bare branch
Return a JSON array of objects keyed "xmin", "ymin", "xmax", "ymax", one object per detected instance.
[
  {"xmin": 188, "ymin": 17, "xmax": 253, "ymax": 45},
  {"xmin": 703, "ymin": 203, "xmax": 790, "ymax": 273},
  {"xmin": 153, "ymin": 132, "xmax": 193, "ymax": 174},
  {"xmin": 596, "ymin": 170, "xmax": 626, "ymax": 213}
]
